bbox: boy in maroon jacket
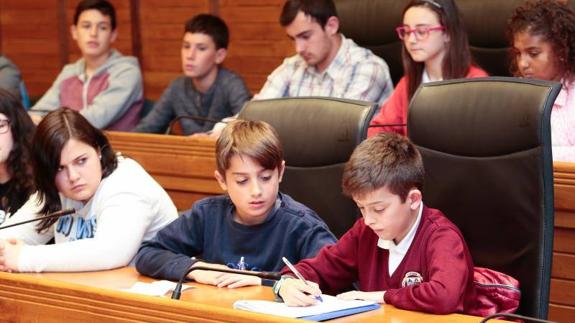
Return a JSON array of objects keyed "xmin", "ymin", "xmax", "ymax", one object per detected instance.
[{"xmin": 275, "ymin": 133, "xmax": 477, "ymax": 314}]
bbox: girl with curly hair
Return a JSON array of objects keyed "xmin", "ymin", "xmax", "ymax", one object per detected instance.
[
  {"xmin": 0, "ymin": 89, "xmax": 36, "ymax": 225},
  {"xmin": 368, "ymin": 0, "xmax": 487, "ymax": 137},
  {"xmin": 508, "ymin": 0, "xmax": 575, "ymax": 161}
]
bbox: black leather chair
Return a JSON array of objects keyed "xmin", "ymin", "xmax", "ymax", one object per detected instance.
[
  {"xmin": 407, "ymin": 77, "xmax": 561, "ymax": 319},
  {"xmin": 238, "ymin": 97, "xmax": 378, "ymax": 238},
  {"xmin": 335, "ymin": 0, "xmax": 575, "ymax": 84}
]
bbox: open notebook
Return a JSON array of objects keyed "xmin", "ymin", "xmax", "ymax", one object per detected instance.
[{"xmin": 233, "ymin": 294, "xmax": 380, "ymax": 321}]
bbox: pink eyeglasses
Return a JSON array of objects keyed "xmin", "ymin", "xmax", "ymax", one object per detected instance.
[{"xmin": 396, "ymin": 25, "xmax": 446, "ymax": 41}]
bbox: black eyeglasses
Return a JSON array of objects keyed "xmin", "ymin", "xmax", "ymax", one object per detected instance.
[
  {"xmin": 396, "ymin": 25, "xmax": 446, "ymax": 41},
  {"xmin": 0, "ymin": 120, "xmax": 10, "ymax": 134}
]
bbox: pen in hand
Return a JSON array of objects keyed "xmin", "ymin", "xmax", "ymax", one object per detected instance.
[{"xmin": 282, "ymin": 257, "xmax": 323, "ymax": 302}]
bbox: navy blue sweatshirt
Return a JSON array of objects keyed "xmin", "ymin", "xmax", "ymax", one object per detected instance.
[{"xmin": 135, "ymin": 192, "xmax": 337, "ymax": 281}]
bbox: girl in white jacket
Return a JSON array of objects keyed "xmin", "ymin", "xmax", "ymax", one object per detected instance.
[{"xmin": 0, "ymin": 108, "xmax": 177, "ymax": 272}]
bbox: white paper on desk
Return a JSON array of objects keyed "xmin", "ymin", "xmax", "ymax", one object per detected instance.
[
  {"xmin": 121, "ymin": 281, "xmax": 194, "ymax": 297},
  {"xmin": 233, "ymin": 294, "xmax": 376, "ymax": 318}
]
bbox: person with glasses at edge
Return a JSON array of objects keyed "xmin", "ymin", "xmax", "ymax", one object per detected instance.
[
  {"xmin": 0, "ymin": 89, "xmax": 37, "ymax": 227},
  {"xmin": 368, "ymin": 0, "xmax": 487, "ymax": 137}
]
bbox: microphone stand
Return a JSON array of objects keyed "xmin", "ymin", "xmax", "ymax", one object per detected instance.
[
  {"xmin": 171, "ymin": 265, "xmax": 281, "ymax": 300},
  {"xmin": 0, "ymin": 208, "xmax": 76, "ymax": 230}
]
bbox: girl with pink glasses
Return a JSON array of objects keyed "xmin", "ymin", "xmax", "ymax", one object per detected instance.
[{"xmin": 369, "ymin": 0, "xmax": 487, "ymax": 137}]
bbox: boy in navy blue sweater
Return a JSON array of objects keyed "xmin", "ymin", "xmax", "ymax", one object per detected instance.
[{"xmin": 135, "ymin": 120, "xmax": 336, "ymax": 287}]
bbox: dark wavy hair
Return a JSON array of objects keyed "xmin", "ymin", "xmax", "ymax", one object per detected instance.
[
  {"xmin": 33, "ymin": 108, "xmax": 117, "ymax": 232},
  {"xmin": 401, "ymin": 0, "xmax": 473, "ymax": 99},
  {"xmin": 507, "ymin": 0, "xmax": 575, "ymax": 83},
  {"xmin": 280, "ymin": 0, "xmax": 338, "ymax": 28},
  {"xmin": 0, "ymin": 89, "xmax": 36, "ymax": 217},
  {"xmin": 185, "ymin": 14, "xmax": 229, "ymax": 49}
]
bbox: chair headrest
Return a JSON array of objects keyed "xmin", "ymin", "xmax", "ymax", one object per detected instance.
[
  {"xmin": 238, "ymin": 97, "xmax": 376, "ymax": 166},
  {"xmin": 407, "ymin": 77, "xmax": 561, "ymax": 157}
]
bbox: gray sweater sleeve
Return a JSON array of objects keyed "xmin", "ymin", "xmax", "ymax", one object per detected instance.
[
  {"xmin": 0, "ymin": 55, "xmax": 22, "ymax": 99},
  {"xmin": 132, "ymin": 81, "xmax": 177, "ymax": 134},
  {"xmin": 225, "ymin": 74, "xmax": 251, "ymax": 115}
]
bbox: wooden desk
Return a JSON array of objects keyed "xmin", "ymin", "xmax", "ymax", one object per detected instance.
[
  {"xmin": 106, "ymin": 132, "xmax": 575, "ymax": 322},
  {"xmin": 0, "ymin": 267, "xmax": 488, "ymax": 323},
  {"xmin": 106, "ymin": 132, "xmax": 223, "ymax": 210}
]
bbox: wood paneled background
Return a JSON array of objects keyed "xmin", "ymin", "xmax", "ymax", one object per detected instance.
[{"xmin": 0, "ymin": 0, "xmax": 293, "ymax": 99}]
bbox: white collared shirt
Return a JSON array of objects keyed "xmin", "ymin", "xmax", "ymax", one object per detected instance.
[
  {"xmin": 377, "ymin": 203, "xmax": 423, "ymax": 275},
  {"xmin": 422, "ymin": 69, "xmax": 442, "ymax": 84}
]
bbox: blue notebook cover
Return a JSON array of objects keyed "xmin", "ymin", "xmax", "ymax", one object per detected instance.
[{"xmin": 300, "ymin": 303, "xmax": 381, "ymax": 321}]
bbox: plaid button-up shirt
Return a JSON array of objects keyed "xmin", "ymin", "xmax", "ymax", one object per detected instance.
[{"xmin": 254, "ymin": 34, "xmax": 393, "ymax": 105}]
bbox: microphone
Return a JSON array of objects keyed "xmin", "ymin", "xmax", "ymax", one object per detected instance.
[
  {"xmin": 0, "ymin": 208, "xmax": 75, "ymax": 230},
  {"xmin": 171, "ymin": 265, "xmax": 281, "ymax": 300}
]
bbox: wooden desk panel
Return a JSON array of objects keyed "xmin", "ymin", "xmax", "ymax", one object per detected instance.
[
  {"xmin": 106, "ymin": 132, "xmax": 575, "ymax": 322},
  {"xmin": 106, "ymin": 132, "xmax": 223, "ymax": 210},
  {"xmin": 0, "ymin": 268, "xmax": 488, "ymax": 323}
]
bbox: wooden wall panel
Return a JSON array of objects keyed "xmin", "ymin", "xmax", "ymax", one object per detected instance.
[
  {"xmin": 219, "ymin": 0, "xmax": 293, "ymax": 94},
  {"xmin": 550, "ymin": 163, "xmax": 575, "ymax": 322},
  {"xmin": 0, "ymin": 0, "xmax": 61, "ymax": 96},
  {"xmin": 138, "ymin": 0, "xmax": 210, "ymax": 99}
]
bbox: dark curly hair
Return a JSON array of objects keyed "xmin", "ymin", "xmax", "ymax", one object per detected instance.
[
  {"xmin": 0, "ymin": 89, "xmax": 36, "ymax": 218},
  {"xmin": 33, "ymin": 108, "xmax": 117, "ymax": 232},
  {"xmin": 507, "ymin": 0, "xmax": 575, "ymax": 83}
]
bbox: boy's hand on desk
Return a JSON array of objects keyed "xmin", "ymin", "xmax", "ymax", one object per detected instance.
[
  {"xmin": 336, "ymin": 290, "xmax": 386, "ymax": 303},
  {"xmin": 187, "ymin": 261, "xmax": 229, "ymax": 285},
  {"xmin": 0, "ymin": 238, "xmax": 23, "ymax": 272},
  {"xmin": 215, "ymin": 273, "xmax": 261, "ymax": 288},
  {"xmin": 279, "ymin": 278, "xmax": 322, "ymax": 307}
]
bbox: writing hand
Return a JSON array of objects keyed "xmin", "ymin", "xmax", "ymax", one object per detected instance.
[{"xmin": 279, "ymin": 278, "xmax": 322, "ymax": 307}]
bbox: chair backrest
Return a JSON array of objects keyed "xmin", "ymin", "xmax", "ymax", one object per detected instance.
[
  {"xmin": 238, "ymin": 97, "xmax": 377, "ymax": 238},
  {"xmin": 335, "ymin": 0, "xmax": 575, "ymax": 84},
  {"xmin": 407, "ymin": 77, "xmax": 560, "ymax": 319}
]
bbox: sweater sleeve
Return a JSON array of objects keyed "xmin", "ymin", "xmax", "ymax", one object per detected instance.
[
  {"xmin": 0, "ymin": 193, "xmax": 52, "ymax": 245},
  {"xmin": 383, "ymin": 226, "xmax": 472, "ymax": 314},
  {"xmin": 297, "ymin": 219, "xmax": 337, "ymax": 261},
  {"xmin": 226, "ymin": 75, "xmax": 252, "ymax": 115},
  {"xmin": 17, "ymin": 190, "xmax": 155, "ymax": 272},
  {"xmin": 368, "ymin": 77, "xmax": 408, "ymax": 137},
  {"xmin": 283, "ymin": 220, "xmax": 362, "ymax": 295},
  {"xmin": 31, "ymin": 67, "xmax": 70, "ymax": 114},
  {"xmin": 133, "ymin": 81, "xmax": 176, "ymax": 133},
  {"xmin": 80, "ymin": 63, "xmax": 143, "ymax": 129},
  {"xmin": 0, "ymin": 55, "xmax": 21, "ymax": 98},
  {"xmin": 135, "ymin": 207, "xmax": 205, "ymax": 281}
]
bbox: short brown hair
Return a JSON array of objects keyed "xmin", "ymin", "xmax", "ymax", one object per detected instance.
[
  {"xmin": 184, "ymin": 14, "xmax": 229, "ymax": 49},
  {"xmin": 74, "ymin": 0, "xmax": 116, "ymax": 30},
  {"xmin": 280, "ymin": 0, "xmax": 338, "ymax": 28},
  {"xmin": 342, "ymin": 133, "xmax": 424, "ymax": 202},
  {"xmin": 216, "ymin": 120, "xmax": 283, "ymax": 177}
]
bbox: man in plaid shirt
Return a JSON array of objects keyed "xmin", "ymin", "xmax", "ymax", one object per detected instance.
[{"xmin": 254, "ymin": 0, "xmax": 393, "ymax": 105}]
